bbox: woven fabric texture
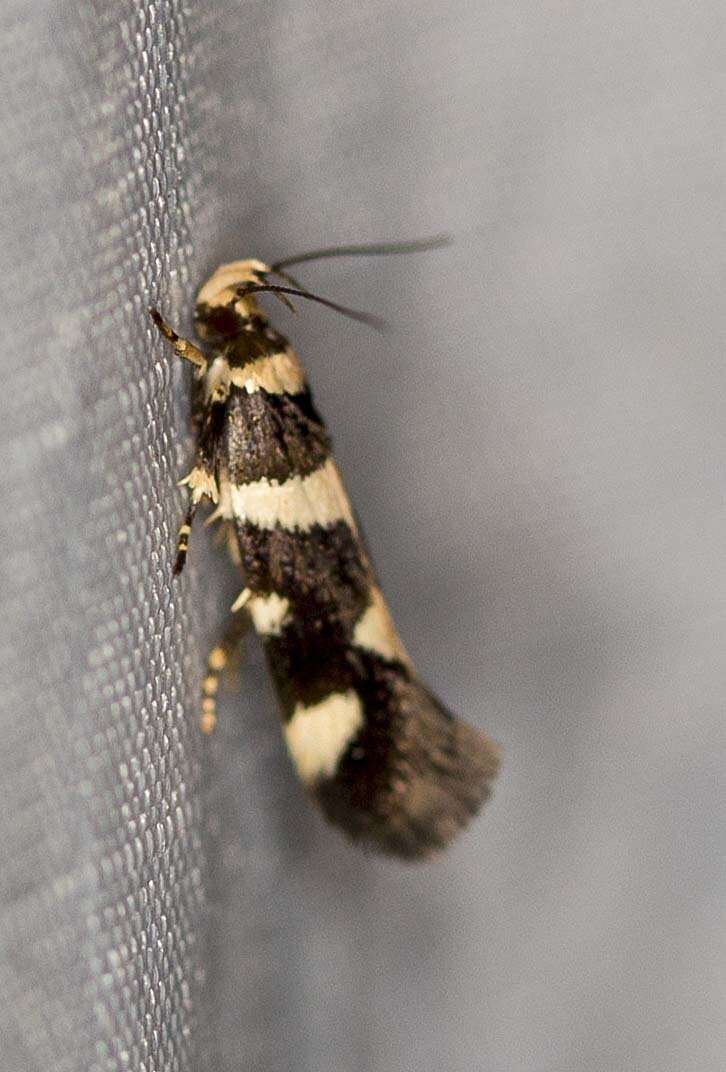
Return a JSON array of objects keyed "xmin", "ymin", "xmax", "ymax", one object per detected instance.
[
  {"xmin": 1, "ymin": 3, "xmax": 724, "ymax": 1072},
  {"xmin": 0, "ymin": 4, "xmax": 204, "ymax": 1071}
]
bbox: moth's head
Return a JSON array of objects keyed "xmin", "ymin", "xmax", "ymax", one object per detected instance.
[
  {"xmin": 194, "ymin": 259, "xmax": 271, "ymax": 339},
  {"xmin": 193, "ymin": 238, "xmax": 447, "ymax": 341}
]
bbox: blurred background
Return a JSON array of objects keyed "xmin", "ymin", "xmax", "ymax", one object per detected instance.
[{"xmin": 0, "ymin": 2, "xmax": 724, "ymax": 1070}]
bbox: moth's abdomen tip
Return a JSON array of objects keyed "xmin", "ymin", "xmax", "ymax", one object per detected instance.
[{"xmin": 311, "ymin": 680, "xmax": 501, "ymax": 861}]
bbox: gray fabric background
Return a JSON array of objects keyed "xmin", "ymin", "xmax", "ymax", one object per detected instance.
[{"xmin": 0, "ymin": 2, "xmax": 723, "ymax": 1070}]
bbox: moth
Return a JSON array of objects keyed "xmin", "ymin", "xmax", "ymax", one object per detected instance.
[{"xmin": 150, "ymin": 240, "xmax": 499, "ymax": 859}]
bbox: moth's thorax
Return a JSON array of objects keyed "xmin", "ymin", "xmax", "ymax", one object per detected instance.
[{"xmin": 202, "ymin": 343, "xmax": 307, "ymax": 404}]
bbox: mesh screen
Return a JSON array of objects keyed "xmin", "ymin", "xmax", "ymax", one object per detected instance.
[{"xmin": 0, "ymin": 4, "xmax": 204, "ymax": 1070}]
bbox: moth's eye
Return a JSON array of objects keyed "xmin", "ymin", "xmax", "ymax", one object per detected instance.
[{"xmin": 195, "ymin": 304, "xmax": 243, "ymax": 339}]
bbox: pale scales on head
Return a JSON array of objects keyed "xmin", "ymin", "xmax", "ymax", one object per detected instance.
[{"xmin": 196, "ymin": 258, "xmax": 271, "ymax": 314}]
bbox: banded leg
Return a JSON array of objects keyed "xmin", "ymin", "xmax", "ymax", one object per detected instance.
[
  {"xmin": 150, "ymin": 308, "xmax": 218, "ymax": 573},
  {"xmin": 173, "ymin": 498, "xmax": 199, "ymax": 575},
  {"xmin": 200, "ymin": 608, "xmax": 251, "ymax": 733},
  {"xmin": 148, "ymin": 308, "xmax": 207, "ymax": 374},
  {"xmin": 173, "ymin": 457, "xmax": 219, "ymax": 575}
]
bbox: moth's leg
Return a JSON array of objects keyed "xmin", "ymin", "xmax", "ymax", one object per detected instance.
[
  {"xmin": 173, "ymin": 496, "xmax": 199, "ymax": 575},
  {"xmin": 173, "ymin": 456, "xmax": 220, "ymax": 576},
  {"xmin": 149, "ymin": 307, "xmax": 217, "ymax": 573},
  {"xmin": 149, "ymin": 308, "xmax": 207, "ymax": 373},
  {"xmin": 200, "ymin": 605, "xmax": 252, "ymax": 734}
]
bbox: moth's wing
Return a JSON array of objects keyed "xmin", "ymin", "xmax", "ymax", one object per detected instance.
[
  {"xmin": 313, "ymin": 651, "xmax": 500, "ymax": 859},
  {"xmin": 224, "ymin": 376, "xmax": 500, "ymax": 859}
]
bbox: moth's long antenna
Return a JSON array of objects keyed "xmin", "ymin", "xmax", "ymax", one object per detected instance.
[
  {"xmin": 271, "ymin": 234, "xmax": 452, "ymax": 272},
  {"xmin": 237, "ymin": 283, "xmax": 388, "ymax": 332}
]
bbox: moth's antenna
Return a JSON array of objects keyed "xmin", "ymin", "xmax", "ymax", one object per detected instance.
[
  {"xmin": 236, "ymin": 283, "xmax": 388, "ymax": 333},
  {"xmin": 271, "ymin": 234, "xmax": 452, "ymax": 272}
]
